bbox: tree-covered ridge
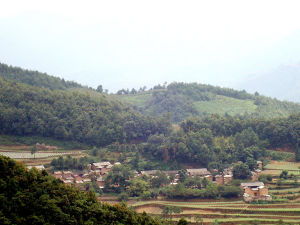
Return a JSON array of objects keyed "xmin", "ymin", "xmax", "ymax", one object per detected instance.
[
  {"xmin": 0, "ymin": 62, "xmax": 82, "ymax": 90},
  {"xmin": 136, "ymin": 113, "xmax": 300, "ymax": 171},
  {"xmin": 0, "ymin": 78, "xmax": 170, "ymax": 146},
  {"xmin": 0, "ymin": 155, "xmax": 165, "ymax": 225},
  {"xmin": 180, "ymin": 114, "xmax": 300, "ymax": 150},
  {"xmin": 117, "ymin": 82, "xmax": 300, "ymax": 122}
]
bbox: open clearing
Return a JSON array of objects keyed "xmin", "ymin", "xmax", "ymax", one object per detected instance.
[{"xmin": 265, "ymin": 160, "xmax": 300, "ymax": 171}]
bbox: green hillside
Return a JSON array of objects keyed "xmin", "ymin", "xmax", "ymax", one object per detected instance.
[
  {"xmin": 0, "ymin": 62, "xmax": 82, "ymax": 90},
  {"xmin": 116, "ymin": 82, "xmax": 300, "ymax": 122},
  {"xmin": 0, "ymin": 77, "xmax": 169, "ymax": 147},
  {"xmin": 194, "ymin": 95, "xmax": 257, "ymax": 115}
]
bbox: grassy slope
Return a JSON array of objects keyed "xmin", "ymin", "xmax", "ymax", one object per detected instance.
[
  {"xmin": 194, "ymin": 95, "xmax": 257, "ymax": 116},
  {"xmin": 117, "ymin": 92, "xmax": 153, "ymax": 108},
  {"xmin": 115, "ymin": 90, "xmax": 296, "ymax": 120}
]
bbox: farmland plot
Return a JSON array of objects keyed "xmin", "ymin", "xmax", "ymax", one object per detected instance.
[{"xmin": 0, "ymin": 151, "xmax": 82, "ymax": 159}]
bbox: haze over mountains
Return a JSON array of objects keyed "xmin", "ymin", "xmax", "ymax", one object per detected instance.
[
  {"xmin": 1, "ymin": 62, "xmax": 300, "ymax": 125},
  {"xmin": 1, "ymin": 2, "xmax": 300, "ymax": 95},
  {"xmin": 237, "ymin": 63, "xmax": 300, "ymax": 103}
]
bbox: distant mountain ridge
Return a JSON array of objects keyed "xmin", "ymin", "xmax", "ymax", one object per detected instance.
[
  {"xmin": 1, "ymin": 62, "xmax": 300, "ymax": 124},
  {"xmin": 238, "ymin": 63, "xmax": 300, "ymax": 103}
]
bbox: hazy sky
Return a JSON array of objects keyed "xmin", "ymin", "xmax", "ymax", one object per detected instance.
[{"xmin": 1, "ymin": 0, "xmax": 300, "ymax": 92}]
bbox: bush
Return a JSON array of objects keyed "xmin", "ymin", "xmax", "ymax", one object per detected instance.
[
  {"xmin": 259, "ymin": 174, "xmax": 272, "ymax": 183},
  {"xmin": 218, "ymin": 185, "xmax": 241, "ymax": 198},
  {"xmin": 140, "ymin": 191, "xmax": 151, "ymax": 200},
  {"xmin": 177, "ymin": 218, "xmax": 188, "ymax": 225},
  {"xmin": 118, "ymin": 192, "xmax": 129, "ymax": 201}
]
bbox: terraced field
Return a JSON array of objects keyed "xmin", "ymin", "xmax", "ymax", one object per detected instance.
[
  {"xmin": 0, "ymin": 151, "xmax": 81, "ymax": 159},
  {"xmin": 0, "ymin": 145, "xmax": 86, "ymax": 166},
  {"xmin": 265, "ymin": 161, "xmax": 300, "ymax": 171},
  {"xmin": 133, "ymin": 200, "xmax": 300, "ymax": 224},
  {"xmin": 131, "ymin": 160, "xmax": 300, "ymax": 224}
]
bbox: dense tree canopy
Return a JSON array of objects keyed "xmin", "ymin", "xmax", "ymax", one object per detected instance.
[
  {"xmin": 0, "ymin": 155, "xmax": 165, "ymax": 225},
  {"xmin": 0, "ymin": 62, "xmax": 81, "ymax": 90},
  {"xmin": 0, "ymin": 78, "xmax": 170, "ymax": 146}
]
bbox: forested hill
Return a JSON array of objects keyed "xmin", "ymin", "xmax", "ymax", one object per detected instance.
[
  {"xmin": 0, "ymin": 77, "xmax": 170, "ymax": 147},
  {"xmin": 115, "ymin": 82, "xmax": 300, "ymax": 122},
  {"xmin": 0, "ymin": 62, "xmax": 82, "ymax": 90},
  {"xmin": 0, "ymin": 155, "xmax": 165, "ymax": 224}
]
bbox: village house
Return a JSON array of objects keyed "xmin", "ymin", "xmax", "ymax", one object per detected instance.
[
  {"xmin": 53, "ymin": 171, "xmax": 63, "ymax": 179},
  {"xmin": 75, "ymin": 180, "xmax": 84, "ymax": 187},
  {"xmin": 257, "ymin": 161, "xmax": 263, "ymax": 170},
  {"xmin": 214, "ymin": 175, "xmax": 224, "ymax": 185},
  {"xmin": 213, "ymin": 174, "xmax": 233, "ymax": 185},
  {"xmin": 223, "ymin": 174, "xmax": 233, "ymax": 184},
  {"xmin": 62, "ymin": 171, "xmax": 73, "ymax": 179},
  {"xmin": 96, "ymin": 176, "xmax": 105, "ymax": 189},
  {"xmin": 91, "ymin": 161, "xmax": 111, "ymax": 170},
  {"xmin": 63, "ymin": 180, "xmax": 73, "ymax": 186},
  {"xmin": 26, "ymin": 165, "xmax": 45, "ymax": 171},
  {"xmin": 240, "ymin": 182, "xmax": 272, "ymax": 202},
  {"xmin": 251, "ymin": 169, "xmax": 262, "ymax": 181},
  {"xmin": 91, "ymin": 161, "xmax": 114, "ymax": 175},
  {"xmin": 35, "ymin": 143, "xmax": 58, "ymax": 151},
  {"xmin": 163, "ymin": 170, "xmax": 179, "ymax": 178},
  {"xmin": 140, "ymin": 170, "xmax": 159, "ymax": 177},
  {"xmin": 186, "ymin": 168, "xmax": 211, "ymax": 178}
]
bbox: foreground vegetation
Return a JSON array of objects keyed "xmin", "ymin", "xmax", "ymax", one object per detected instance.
[{"xmin": 0, "ymin": 155, "xmax": 167, "ymax": 225}]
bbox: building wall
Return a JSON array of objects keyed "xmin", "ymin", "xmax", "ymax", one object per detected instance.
[
  {"xmin": 251, "ymin": 173, "xmax": 259, "ymax": 181},
  {"xmin": 244, "ymin": 186, "xmax": 268, "ymax": 197},
  {"xmin": 244, "ymin": 187, "xmax": 257, "ymax": 196},
  {"xmin": 224, "ymin": 175, "xmax": 233, "ymax": 184},
  {"xmin": 257, "ymin": 162, "xmax": 263, "ymax": 170},
  {"xmin": 215, "ymin": 176, "xmax": 224, "ymax": 185},
  {"xmin": 96, "ymin": 181, "xmax": 105, "ymax": 187},
  {"xmin": 259, "ymin": 186, "xmax": 268, "ymax": 195},
  {"xmin": 101, "ymin": 168, "xmax": 111, "ymax": 175}
]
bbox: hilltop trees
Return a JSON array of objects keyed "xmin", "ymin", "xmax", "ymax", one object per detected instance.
[
  {"xmin": 96, "ymin": 85, "xmax": 103, "ymax": 93},
  {"xmin": 0, "ymin": 62, "xmax": 81, "ymax": 90},
  {"xmin": 0, "ymin": 78, "xmax": 170, "ymax": 147}
]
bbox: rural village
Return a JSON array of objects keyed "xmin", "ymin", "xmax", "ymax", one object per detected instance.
[{"xmin": 27, "ymin": 159, "xmax": 271, "ymax": 202}]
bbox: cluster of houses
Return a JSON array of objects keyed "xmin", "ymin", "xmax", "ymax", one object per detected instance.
[
  {"xmin": 27, "ymin": 160, "xmax": 270, "ymax": 202},
  {"xmin": 35, "ymin": 143, "xmax": 58, "ymax": 151},
  {"xmin": 140, "ymin": 168, "xmax": 233, "ymax": 186},
  {"xmin": 51, "ymin": 161, "xmax": 119, "ymax": 188}
]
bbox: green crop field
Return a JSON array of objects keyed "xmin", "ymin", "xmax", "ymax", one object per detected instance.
[
  {"xmin": 133, "ymin": 200, "xmax": 300, "ymax": 224},
  {"xmin": 270, "ymin": 187, "xmax": 300, "ymax": 194},
  {"xmin": 132, "ymin": 166, "xmax": 300, "ymax": 225},
  {"xmin": 118, "ymin": 92, "xmax": 153, "ymax": 108},
  {"xmin": 265, "ymin": 161, "xmax": 300, "ymax": 171},
  {"xmin": 194, "ymin": 95, "xmax": 257, "ymax": 116}
]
